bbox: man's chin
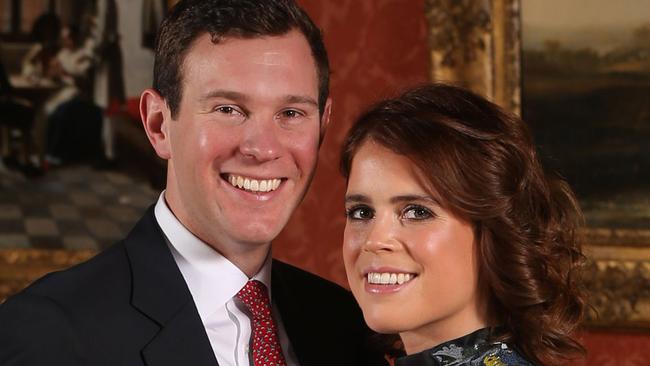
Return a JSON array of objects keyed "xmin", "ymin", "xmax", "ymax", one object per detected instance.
[{"xmin": 230, "ymin": 224, "xmax": 285, "ymax": 246}]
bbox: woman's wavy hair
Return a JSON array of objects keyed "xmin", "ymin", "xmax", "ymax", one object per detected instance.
[{"xmin": 340, "ymin": 84, "xmax": 586, "ymax": 365}]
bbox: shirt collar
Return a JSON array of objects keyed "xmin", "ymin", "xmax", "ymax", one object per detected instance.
[{"xmin": 154, "ymin": 191, "xmax": 273, "ymax": 320}]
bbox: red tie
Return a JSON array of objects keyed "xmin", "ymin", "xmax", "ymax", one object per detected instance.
[{"xmin": 236, "ymin": 280, "xmax": 287, "ymax": 366}]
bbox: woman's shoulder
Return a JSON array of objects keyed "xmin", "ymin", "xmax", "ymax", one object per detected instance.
[
  {"xmin": 468, "ymin": 341, "xmax": 534, "ymax": 366},
  {"xmin": 426, "ymin": 338, "xmax": 533, "ymax": 366},
  {"xmin": 396, "ymin": 328, "xmax": 535, "ymax": 366}
]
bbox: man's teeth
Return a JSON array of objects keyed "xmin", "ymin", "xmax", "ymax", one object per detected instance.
[
  {"xmin": 367, "ymin": 272, "xmax": 414, "ymax": 285},
  {"xmin": 228, "ymin": 175, "xmax": 281, "ymax": 193}
]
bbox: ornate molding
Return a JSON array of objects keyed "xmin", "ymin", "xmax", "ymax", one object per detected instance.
[
  {"xmin": 0, "ymin": 249, "xmax": 95, "ymax": 302},
  {"xmin": 425, "ymin": 0, "xmax": 492, "ymax": 67},
  {"xmin": 582, "ymin": 243, "xmax": 650, "ymax": 329},
  {"xmin": 584, "ymin": 227, "xmax": 650, "ymax": 247},
  {"xmin": 425, "ymin": 0, "xmax": 521, "ymax": 114}
]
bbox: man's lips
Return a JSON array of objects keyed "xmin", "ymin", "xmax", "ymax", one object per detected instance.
[{"xmin": 222, "ymin": 173, "xmax": 284, "ymax": 193}]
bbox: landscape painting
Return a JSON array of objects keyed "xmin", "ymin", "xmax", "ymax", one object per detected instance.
[{"xmin": 522, "ymin": 0, "xmax": 650, "ymax": 240}]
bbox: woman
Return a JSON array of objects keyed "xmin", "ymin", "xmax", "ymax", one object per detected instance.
[{"xmin": 340, "ymin": 84, "xmax": 586, "ymax": 365}]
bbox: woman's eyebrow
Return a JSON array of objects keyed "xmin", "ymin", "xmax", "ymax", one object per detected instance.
[
  {"xmin": 344, "ymin": 194, "xmax": 370, "ymax": 204},
  {"xmin": 389, "ymin": 195, "xmax": 440, "ymax": 205}
]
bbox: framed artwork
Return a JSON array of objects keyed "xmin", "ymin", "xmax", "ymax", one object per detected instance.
[
  {"xmin": 425, "ymin": 0, "xmax": 650, "ymax": 329},
  {"xmin": 522, "ymin": 0, "xmax": 650, "ymax": 329}
]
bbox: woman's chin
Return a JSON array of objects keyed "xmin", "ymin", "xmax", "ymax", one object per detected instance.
[{"xmin": 363, "ymin": 313, "xmax": 404, "ymax": 335}]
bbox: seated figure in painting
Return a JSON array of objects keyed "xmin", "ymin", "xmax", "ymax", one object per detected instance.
[
  {"xmin": 0, "ymin": 55, "xmax": 36, "ymax": 174},
  {"xmin": 340, "ymin": 84, "xmax": 587, "ymax": 366},
  {"xmin": 44, "ymin": 24, "xmax": 103, "ymax": 166}
]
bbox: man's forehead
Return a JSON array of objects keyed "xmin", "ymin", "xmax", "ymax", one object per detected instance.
[
  {"xmin": 255, "ymin": 52, "xmax": 285, "ymax": 66},
  {"xmin": 181, "ymin": 31, "xmax": 315, "ymax": 69}
]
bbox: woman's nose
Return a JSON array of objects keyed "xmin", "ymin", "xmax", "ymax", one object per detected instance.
[{"xmin": 361, "ymin": 215, "xmax": 399, "ymax": 253}]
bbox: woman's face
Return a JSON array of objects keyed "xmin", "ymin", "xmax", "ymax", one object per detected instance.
[{"xmin": 343, "ymin": 141, "xmax": 485, "ymax": 353}]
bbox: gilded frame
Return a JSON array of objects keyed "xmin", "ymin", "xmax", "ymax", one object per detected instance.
[
  {"xmin": 0, "ymin": 249, "xmax": 96, "ymax": 302},
  {"xmin": 425, "ymin": 0, "xmax": 650, "ymax": 330}
]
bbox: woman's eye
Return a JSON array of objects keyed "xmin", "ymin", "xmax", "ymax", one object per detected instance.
[
  {"xmin": 403, "ymin": 205, "xmax": 433, "ymax": 220},
  {"xmin": 346, "ymin": 206, "xmax": 374, "ymax": 220}
]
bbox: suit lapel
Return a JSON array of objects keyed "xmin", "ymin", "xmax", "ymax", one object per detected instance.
[
  {"xmin": 272, "ymin": 260, "xmax": 317, "ymax": 366},
  {"xmin": 124, "ymin": 207, "xmax": 218, "ymax": 366}
]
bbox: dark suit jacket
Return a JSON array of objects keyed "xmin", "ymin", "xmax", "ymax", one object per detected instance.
[{"xmin": 0, "ymin": 207, "xmax": 387, "ymax": 366}]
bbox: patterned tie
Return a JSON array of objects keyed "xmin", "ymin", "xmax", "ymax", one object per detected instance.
[{"xmin": 236, "ymin": 280, "xmax": 287, "ymax": 366}]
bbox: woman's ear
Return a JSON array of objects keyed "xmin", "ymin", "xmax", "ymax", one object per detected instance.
[{"xmin": 140, "ymin": 88, "xmax": 172, "ymax": 160}]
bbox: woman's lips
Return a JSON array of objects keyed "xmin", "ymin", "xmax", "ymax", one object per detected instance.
[{"xmin": 363, "ymin": 270, "xmax": 417, "ymax": 294}]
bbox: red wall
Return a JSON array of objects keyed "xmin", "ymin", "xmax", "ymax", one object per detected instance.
[
  {"xmin": 274, "ymin": 0, "xmax": 430, "ymax": 286},
  {"xmin": 275, "ymin": 0, "xmax": 650, "ymax": 362},
  {"xmin": 572, "ymin": 330, "xmax": 650, "ymax": 365}
]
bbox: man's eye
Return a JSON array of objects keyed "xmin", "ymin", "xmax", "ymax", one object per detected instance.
[
  {"xmin": 403, "ymin": 205, "xmax": 434, "ymax": 220},
  {"xmin": 215, "ymin": 106, "xmax": 241, "ymax": 115},
  {"xmin": 281, "ymin": 109, "xmax": 302, "ymax": 118},
  {"xmin": 346, "ymin": 206, "xmax": 374, "ymax": 220}
]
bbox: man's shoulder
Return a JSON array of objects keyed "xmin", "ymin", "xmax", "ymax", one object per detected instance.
[
  {"xmin": 17, "ymin": 206, "xmax": 159, "ymax": 305},
  {"xmin": 0, "ymin": 242, "xmax": 134, "ymax": 365},
  {"xmin": 272, "ymin": 259, "xmax": 351, "ymax": 298},
  {"xmin": 272, "ymin": 260, "xmax": 389, "ymax": 366},
  {"xmin": 271, "ymin": 259, "xmax": 361, "ymax": 323}
]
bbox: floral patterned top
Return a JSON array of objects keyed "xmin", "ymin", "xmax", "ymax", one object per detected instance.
[{"xmin": 395, "ymin": 328, "xmax": 534, "ymax": 366}]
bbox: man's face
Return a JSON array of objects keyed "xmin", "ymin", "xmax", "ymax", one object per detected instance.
[{"xmin": 162, "ymin": 30, "xmax": 328, "ymax": 251}]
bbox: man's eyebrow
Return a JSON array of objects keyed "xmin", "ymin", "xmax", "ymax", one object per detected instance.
[
  {"xmin": 199, "ymin": 89, "xmax": 248, "ymax": 102},
  {"xmin": 344, "ymin": 194, "xmax": 370, "ymax": 204},
  {"xmin": 198, "ymin": 91, "xmax": 317, "ymax": 107},
  {"xmin": 284, "ymin": 95, "xmax": 318, "ymax": 107}
]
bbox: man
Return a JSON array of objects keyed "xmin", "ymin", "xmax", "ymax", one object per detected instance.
[{"xmin": 0, "ymin": 1, "xmax": 387, "ymax": 365}]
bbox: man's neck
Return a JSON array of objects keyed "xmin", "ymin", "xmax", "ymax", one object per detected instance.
[
  {"xmin": 210, "ymin": 241, "xmax": 271, "ymax": 279},
  {"xmin": 157, "ymin": 191, "xmax": 272, "ymax": 278}
]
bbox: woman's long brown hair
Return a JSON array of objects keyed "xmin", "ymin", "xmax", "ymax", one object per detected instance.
[{"xmin": 341, "ymin": 84, "xmax": 586, "ymax": 365}]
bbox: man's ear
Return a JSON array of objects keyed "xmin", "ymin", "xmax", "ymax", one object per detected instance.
[
  {"xmin": 140, "ymin": 88, "xmax": 172, "ymax": 160},
  {"xmin": 319, "ymin": 97, "xmax": 332, "ymax": 146}
]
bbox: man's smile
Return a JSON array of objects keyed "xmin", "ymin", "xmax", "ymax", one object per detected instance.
[{"xmin": 224, "ymin": 173, "xmax": 283, "ymax": 193}]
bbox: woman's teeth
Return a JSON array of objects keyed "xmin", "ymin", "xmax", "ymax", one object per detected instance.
[
  {"xmin": 227, "ymin": 174, "xmax": 281, "ymax": 193},
  {"xmin": 367, "ymin": 272, "xmax": 414, "ymax": 285}
]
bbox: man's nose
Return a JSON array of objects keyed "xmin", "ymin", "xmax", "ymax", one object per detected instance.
[{"xmin": 239, "ymin": 117, "xmax": 282, "ymax": 162}]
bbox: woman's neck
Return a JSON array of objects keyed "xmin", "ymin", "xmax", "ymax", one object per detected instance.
[{"xmin": 399, "ymin": 301, "xmax": 490, "ymax": 355}]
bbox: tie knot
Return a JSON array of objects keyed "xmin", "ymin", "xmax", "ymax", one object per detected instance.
[{"xmin": 236, "ymin": 280, "xmax": 271, "ymax": 319}]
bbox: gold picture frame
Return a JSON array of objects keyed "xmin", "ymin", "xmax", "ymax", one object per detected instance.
[
  {"xmin": 424, "ymin": 0, "xmax": 650, "ymax": 330},
  {"xmin": 0, "ymin": 249, "xmax": 95, "ymax": 302}
]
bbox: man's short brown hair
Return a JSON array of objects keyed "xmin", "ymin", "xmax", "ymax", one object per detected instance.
[{"xmin": 154, "ymin": 0, "xmax": 329, "ymax": 119}]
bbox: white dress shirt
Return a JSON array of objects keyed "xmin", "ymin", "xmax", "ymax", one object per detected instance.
[{"xmin": 154, "ymin": 192, "xmax": 299, "ymax": 366}]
